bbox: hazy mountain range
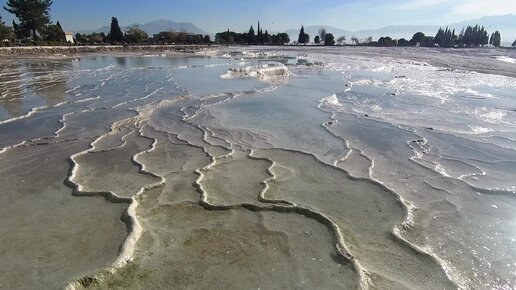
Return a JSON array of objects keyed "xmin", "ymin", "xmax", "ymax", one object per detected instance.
[
  {"xmin": 78, "ymin": 14, "xmax": 515, "ymax": 44},
  {"xmin": 285, "ymin": 14, "xmax": 516, "ymax": 44},
  {"xmin": 78, "ymin": 20, "xmax": 208, "ymax": 35}
]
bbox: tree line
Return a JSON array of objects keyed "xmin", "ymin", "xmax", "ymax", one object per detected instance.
[
  {"xmin": 74, "ymin": 17, "xmax": 211, "ymax": 45},
  {"xmin": 1, "ymin": 0, "xmax": 515, "ymax": 48},
  {"xmin": 433, "ymin": 25, "xmax": 501, "ymax": 48},
  {"xmin": 215, "ymin": 22, "xmax": 290, "ymax": 45},
  {"xmin": 293, "ymin": 24, "xmax": 509, "ymax": 48}
]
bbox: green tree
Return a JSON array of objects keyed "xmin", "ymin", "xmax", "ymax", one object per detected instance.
[
  {"xmin": 55, "ymin": 20, "xmax": 65, "ymax": 40},
  {"xmin": 3, "ymin": 0, "xmax": 52, "ymax": 40},
  {"xmin": 314, "ymin": 35, "xmax": 320, "ymax": 45},
  {"xmin": 108, "ymin": 17, "xmax": 123, "ymax": 43},
  {"xmin": 41, "ymin": 23, "xmax": 63, "ymax": 41},
  {"xmin": 124, "ymin": 25, "xmax": 148, "ymax": 44},
  {"xmin": 11, "ymin": 19, "xmax": 25, "ymax": 39},
  {"xmin": 257, "ymin": 21, "xmax": 264, "ymax": 44},
  {"xmin": 397, "ymin": 38, "xmax": 410, "ymax": 46},
  {"xmin": 489, "ymin": 30, "xmax": 501, "ymax": 47},
  {"xmin": 410, "ymin": 32, "xmax": 426, "ymax": 46},
  {"xmin": 435, "ymin": 28, "xmax": 444, "ymax": 45},
  {"xmin": 90, "ymin": 32, "xmax": 106, "ymax": 44},
  {"xmin": 74, "ymin": 32, "xmax": 85, "ymax": 44},
  {"xmin": 215, "ymin": 29, "xmax": 230, "ymax": 44},
  {"xmin": 378, "ymin": 36, "xmax": 396, "ymax": 46},
  {"xmin": 324, "ymin": 33, "xmax": 335, "ymax": 46},
  {"xmin": 248, "ymin": 25, "xmax": 255, "ymax": 44},
  {"xmin": 264, "ymin": 30, "xmax": 271, "ymax": 44},
  {"xmin": 458, "ymin": 25, "xmax": 490, "ymax": 47},
  {"xmin": 0, "ymin": 15, "xmax": 12, "ymax": 41},
  {"xmin": 447, "ymin": 28, "xmax": 457, "ymax": 47},
  {"xmin": 298, "ymin": 25, "xmax": 309, "ymax": 44},
  {"xmin": 481, "ymin": 26, "xmax": 489, "ymax": 46},
  {"xmin": 435, "ymin": 27, "xmax": 457, "ymax": 47},
  {"xmin": 278, "ymin": 33, "xmax": 290, "ymax": 45},
  {"xmin": 271, "ymin": 32, "xmax": 289, "ymax": 45}
]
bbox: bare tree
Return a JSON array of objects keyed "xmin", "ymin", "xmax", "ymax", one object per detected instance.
[{"xmin": 319, "ymin": 27, "xmax": 326, "ymax": 43}]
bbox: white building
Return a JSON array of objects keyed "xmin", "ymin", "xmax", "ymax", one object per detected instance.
[{"xmin": 65, "ymin": 32, "xmax": 74, "ymax": 44}]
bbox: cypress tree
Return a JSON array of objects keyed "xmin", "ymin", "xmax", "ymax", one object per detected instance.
[
  {"xmin": 444, "ymin": 27, "xmax": 450, "ymax": 47},
  {"xmin": 491, "ymin": 31, "xmax": 501, "ymax": 47},
  {"xmin": 56, "ymin": 20, "xmax": 65, "ymax": 41},
  {"xmin": 298, "ymin": 25, "xmax": 305, "ymax": 44},
  {"xmin": 247, "ymin": 25, "xmax": 255, "ymax": 44},
  {"xmin": 297, "ymin": 25, "xmax": 310, "ymax": 44},
  {"xmin": 108, "ymin": 17, "xmax": 123, "ymax": 43},
  {"xmin": 457, "ymin": 24, "xmax": 490, "ymax": 47},
  {"xmin": 481, "ymin": 26, "xmax": 489, "ymax": 46},
  {"xmin": 257, "ymin": 21, "xmax": 262, "ymax": 44},
  {"xmin": 435, "ymin": 28, "xmax": 444, "ymax": 46},
  {"xmin": 436, "ymin": 27, "xmax": 457, "ymax": 48},
  {"xmin": 264, "ymin": 29, "xmax": 270, "ymax": 44}
]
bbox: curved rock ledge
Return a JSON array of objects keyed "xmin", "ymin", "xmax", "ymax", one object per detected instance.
[
  {"xmin": 63, "ymin": 127, "xmax": 166, "ymax": 290},
  {"xmin": 0, "ymin": 45, "xmax": 213, "ymax": 56}
]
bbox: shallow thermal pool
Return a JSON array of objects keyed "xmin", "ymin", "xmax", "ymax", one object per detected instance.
[{"xmin": 0, "ymin": 47, "xmax": 515, "ymax": 290}]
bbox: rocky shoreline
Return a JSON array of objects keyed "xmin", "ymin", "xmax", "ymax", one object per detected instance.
[{"xmin": 0, "ymin": 45, "xmax": 214, "ymax": 56}]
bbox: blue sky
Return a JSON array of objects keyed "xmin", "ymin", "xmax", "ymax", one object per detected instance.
[{"xmin": 1, "ymin": 0, "xmax": 515, "ymax": 33}]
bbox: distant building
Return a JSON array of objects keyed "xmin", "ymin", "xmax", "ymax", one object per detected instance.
[{"xmin": 65, "ymin": 32, "xmax": 75, "ymax": 44}]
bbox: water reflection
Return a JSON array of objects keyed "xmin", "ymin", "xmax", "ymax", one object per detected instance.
[
  {"xmin": 1, "ymin": 87, "xmax": 24, "ymax": 117},
  {"xmin": 0, "ymin": 60, "xmax": 73, "ymax": 119},
  {"xmin": 114, "ymin": 57, "xmax": 127, "ymax": 67},
  {"xmin": 25, "ymin": 61, "xmax": 72, "ymax": 107},
  {"xmin": 130, "ymin": 57, "xmax": 151, "ymax": 68},
  {"xmin": 0, "ymin": 55, "xmax": 231, "ymax": 121},
  {"xmin": 0, "ymin": 63, "xmax": 26, "ymax": 118}
]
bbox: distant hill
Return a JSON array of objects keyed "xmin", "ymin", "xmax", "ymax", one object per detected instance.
[
  {"xmin": 77, "ymin": 15, "xmax": 516, "ymax": 45},
  {"xmin": 354, "ymin": 25, "xmax": 439, "ymax": 40},
  {"xmin": 78, "ymin": 19, "xmax": 208, "ymax": 36},
  {"xmin": 285, "ymin": 14, "xmax": 516, "ymax": 45},
  {"xmin": 285, "ymin": 24, "xmax": 440, "ymax": 44}
]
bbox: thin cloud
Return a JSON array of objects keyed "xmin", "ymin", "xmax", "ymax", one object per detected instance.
[
  {"xmin": 395, "ymin": 0, "xmax": 449, "ymax": 10},
  {"xmin": 450, "ymin": 0, "xmax": 516, "ymax": 16}
]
